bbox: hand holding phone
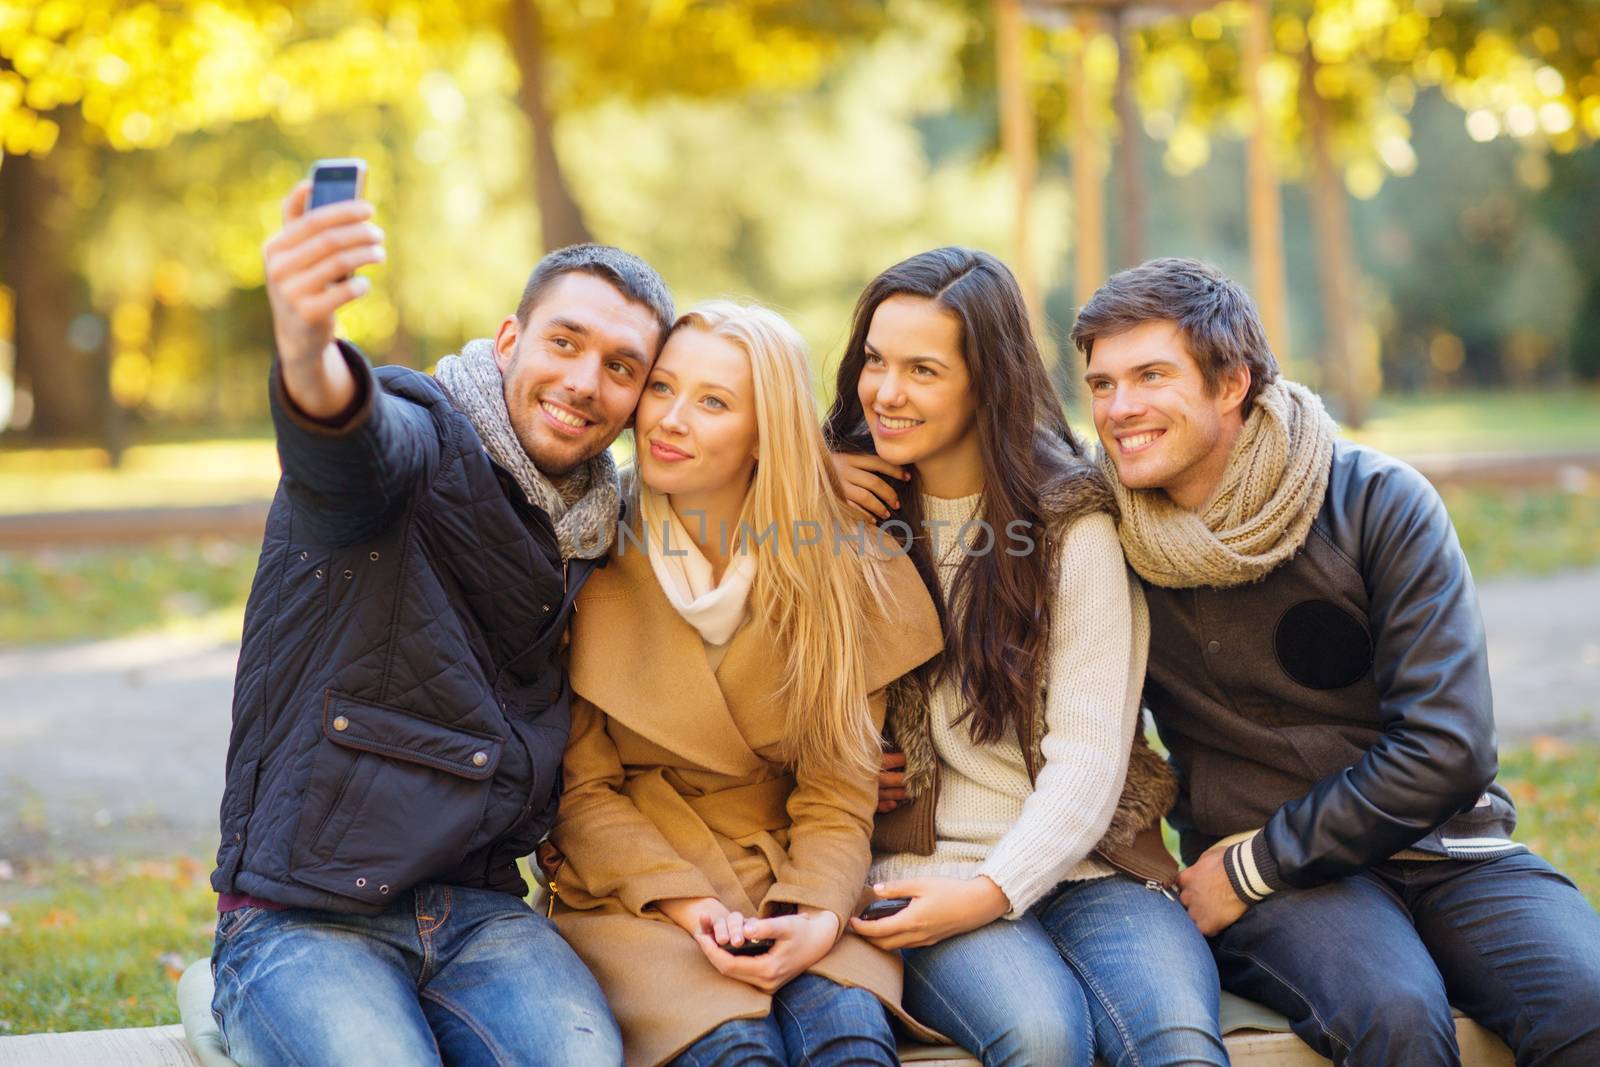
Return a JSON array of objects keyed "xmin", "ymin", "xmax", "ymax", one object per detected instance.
[{"xmin": 261, "ymin": 158, "xmax": 380, "ymax": 419}]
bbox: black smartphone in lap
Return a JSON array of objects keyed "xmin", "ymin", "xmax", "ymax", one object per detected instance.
[
  {"xmin": 722, "ymin": 938, "xmax": 774, "ymax": 956},
  {"xmin": 859, "ymin": 897, "xmax": 912, "ymax": 922}
]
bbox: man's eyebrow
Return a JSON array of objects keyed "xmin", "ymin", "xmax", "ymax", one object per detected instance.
[
  {"xmin": 1082, "ymin": 360, "xmax": 1175, "ymax": 383},
  {"xmin": 608, "ymin": 344, "xmax": 648, "ymax": 366},
  {"xmin": 547, "ymin": 316, "xmax": 590, "ymax": 336},
  {"xmin": 548, "ymin": 315, "xmax": 646, "ymax": 365}
]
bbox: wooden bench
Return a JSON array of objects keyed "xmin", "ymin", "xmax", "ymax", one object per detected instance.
[{"xmin": 0, "ymin": 959, "xmax": 1514, "ymax": 1067}]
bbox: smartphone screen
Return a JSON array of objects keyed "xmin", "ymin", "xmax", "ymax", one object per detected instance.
[{"xmin": 309, "ymin": 164, "xmax": 363, "ymax": 209}]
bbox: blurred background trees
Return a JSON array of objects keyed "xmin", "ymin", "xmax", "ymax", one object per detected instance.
[{"xmin": 1, "ymin": 0, "xmax": 1596, "ymax": 452}]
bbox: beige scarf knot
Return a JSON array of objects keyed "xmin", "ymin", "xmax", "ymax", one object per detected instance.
[{"xmin": 1104, "ymin": 379, "xmax": 1338, "ymax": 590}]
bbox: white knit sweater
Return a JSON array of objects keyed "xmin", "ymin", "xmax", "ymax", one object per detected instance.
[{"xmin": 870, "ymin": 492, "xmax": 1150, "ymax": 917}]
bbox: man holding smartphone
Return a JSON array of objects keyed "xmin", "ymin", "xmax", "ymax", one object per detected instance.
[{"xmin": 207, "ymin": 174, "xmax": 672, "ymax": 1066}]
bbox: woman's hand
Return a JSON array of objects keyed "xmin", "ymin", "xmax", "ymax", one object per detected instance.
[
  {"xmin": 830, "ymin": 452, "xmax": 908, "ymax": 523},
  {"xmin": 691, "ymin": 906, "xmax": 842, "ymax": 995},
  {"xmin": 656, "ymin": 896, "xmax": 731, "ymax": 941},
  {"xmin": 877, "ymin": 751, "xmax": 907, "ymax": 813},
  {"xmin": 848, "ymin": 876, "xmax": 1010, "ymax": 950}
]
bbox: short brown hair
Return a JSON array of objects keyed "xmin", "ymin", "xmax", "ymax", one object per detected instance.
[
  {"xmin": 515, "ymin": 243, "xmax": 674, "ymax": 340},
  {"xmin": 1070, "ymin": 257, "xmax": 1279, "ymax": 416}
]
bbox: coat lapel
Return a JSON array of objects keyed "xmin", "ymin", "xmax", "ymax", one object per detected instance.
[{"xmin": 568, "ymin": 539, "xmax": 763, "ymax": 777}]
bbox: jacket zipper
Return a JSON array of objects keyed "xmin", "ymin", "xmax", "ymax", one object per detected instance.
[{"xmin": 1144, "ymin": 879, "xmax": 1179, "ymax": 901}]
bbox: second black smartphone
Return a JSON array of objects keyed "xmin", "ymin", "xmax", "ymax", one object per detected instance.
[
  {"xmin": 859, "ymin": 897, "xmax": 912, "ymax": 921},
  {"xmin": 722, "ymin": 938, "xmax": 774, "ymax": 956}
]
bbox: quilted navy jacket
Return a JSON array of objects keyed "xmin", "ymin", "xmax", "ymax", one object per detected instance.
[{"xmin": 210, "ymin": 342, "xmax": 601, "ymax": 914}]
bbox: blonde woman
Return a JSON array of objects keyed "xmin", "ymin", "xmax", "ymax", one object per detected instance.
[{"xmin": 541, "ymin": 302, "xmax": 944, "ymax": 1067}]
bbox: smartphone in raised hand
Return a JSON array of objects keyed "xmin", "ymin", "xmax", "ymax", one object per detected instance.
[{"xmin": 308, "ymin": 158, "xmax": 367, "ymax": 210}]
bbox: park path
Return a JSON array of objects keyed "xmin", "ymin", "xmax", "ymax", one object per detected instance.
[{"xmin": 2, "ymin": 569, "xmax": 1596, "ymax": 863}]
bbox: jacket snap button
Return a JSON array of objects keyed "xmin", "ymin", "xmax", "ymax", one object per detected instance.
[
  {"xmin": 332, "ymin": 716, "xmax": 349, "ymax": 731},
  {"xmin": 543, "ymin": 603, "xmax": 552, "ymax": 613},
  {"xmin": 343, "ymin": 569, "xmax": 353, "ymax": 579},
  {"xmin": 379, "ymin": 884, "xmax": 390, "ymax": 894},
  {"xmin": 1207, "ymin": 640, "xmax": 1221, "ymax": 654},
  {"xmin": 356, "ymin": 877, "xmax": 367, "ymax": 887},
  {"xmin": 472, "ymin": 751, "xmax": 488, "ymax": 767},
  {"xmin": 299, "ymin": 551, "xmax": 308, "ymax": 561},
  {"xmin": 314, "ymin": 569, "xmax": 323, "ymax": 579}
]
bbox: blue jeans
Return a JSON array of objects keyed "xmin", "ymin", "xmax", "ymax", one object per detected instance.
[
  {"xmin": 1211, "ymin": 851, "xmax": 1600, "ymax": 1067},
  {"xmin": 211, "ymin": 883, "xmax": 623, "ymax": 1067},
  {"xmin": 669, "ymin": 972, "xmax": 898, "ymax": 1067},
  {"xmin": 902, "ymin": 874, "xmax": 1228, "ymax": 1067}
]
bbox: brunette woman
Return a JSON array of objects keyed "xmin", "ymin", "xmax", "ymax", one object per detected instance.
[{"xmin": 828, "ymin": 249, "xmax": 1229, "ymax": 1067}]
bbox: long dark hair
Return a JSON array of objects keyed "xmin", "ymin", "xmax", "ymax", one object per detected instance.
[{"xmin": 823, "ymin": 247, "xmax": 1085, "ymax": 747}]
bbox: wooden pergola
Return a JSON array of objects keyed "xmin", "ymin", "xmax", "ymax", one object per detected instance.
[{"xmin": 996, "ymin": 0, "xmax": 1359, "ymax": 408}]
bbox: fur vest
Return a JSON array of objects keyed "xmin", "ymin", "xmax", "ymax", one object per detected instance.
[{"xmin": 874, "ymin": 460, "xmax": 1181, "ymax": 887}]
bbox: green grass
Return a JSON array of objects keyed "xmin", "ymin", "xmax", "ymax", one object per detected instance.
[
  {"xmin": 0, "ymin": 857, "xmax": 543, "ymax": 1036},
  {"xmin": 0, "ymin": 439, "xmax": 279, "ymax": 515},
  {"xmin": 0, "ymin": 859, "xmax": 218, "ymax": 1036},
  {"xmin": 1443, "ymin": 485, "xmax": 1600, "ymax": 576},
  {"xmin": 1341, "ymin": 388, "xmax": 1600, "ymax": 456},
  {"xmin": 0, "ymin": 537, "xmax": 257, "ymax": 646},
  {"xmin": 0, "ymin": 749, "xmax": 1593, "ymax": 1036}
]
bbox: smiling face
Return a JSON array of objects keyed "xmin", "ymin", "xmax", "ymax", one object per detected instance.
[
  {"xmin": 494, "ymin": 271, "xmax": 662, "ymax": 478},
  {"xmin": 634, "ymin": 326, "xmax": 759, "ymax": 498},
  {"xmin": 856, "ymin": 294, "xmax": 982, "ymax": 495},
  {"xmin": 1083, "ymin": 319, "xmax": 1250, "ymax": 510}
]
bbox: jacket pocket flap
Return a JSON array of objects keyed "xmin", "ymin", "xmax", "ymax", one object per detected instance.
[{"xmin": 323, "ymin": 691, "xmax": 502, "ymax": 780}]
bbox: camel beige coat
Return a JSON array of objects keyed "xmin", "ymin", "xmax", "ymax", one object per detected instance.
[{"xmin": 546, "ymin": 538, "xmax": 944, "ymax": 1066}]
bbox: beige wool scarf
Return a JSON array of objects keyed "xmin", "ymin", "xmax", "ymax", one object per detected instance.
[{"xmin": 1103, "ymin": 379, "xmax": 1338, "ymax": 590}]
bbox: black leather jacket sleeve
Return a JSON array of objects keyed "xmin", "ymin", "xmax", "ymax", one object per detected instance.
[
  {"xmin": 1259, "ymin": 446, "xmax": 1498, "ymax": 888},
  {"xmin": 270, "ymin": 339, "xmax": 440, "ymax": 547}
]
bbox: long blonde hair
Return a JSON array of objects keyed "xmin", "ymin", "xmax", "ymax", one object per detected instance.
[{"xmin": 665, "ymin": 300, "xmax": 888, "ymax": 779}]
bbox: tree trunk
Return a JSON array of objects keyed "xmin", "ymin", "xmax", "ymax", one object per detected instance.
[
  {"xmin": 1302, "ymin": 49, "xmax": 1367, "ymax": 427},
  {"xmin": 1242, "ymin": 0, "xmax": 1290, "ymax": 368},
  {"xmin": 1112, "ymin": 9, "xmax": 1144, "ymax": 271},
  {"xmin": 506, "ymin": 0, "xmax": 593, "ymax": 252},
  {"xmin": 995, "ymin": 0, "xmax": 1039, "ymax": 321},
  {"xmin": 0, "ymin": 147, "xmax": 103, "ymax": 443},
  {"xmin": 1070, "ymin": 11, "xmax": 1107, "ymax": 310}
]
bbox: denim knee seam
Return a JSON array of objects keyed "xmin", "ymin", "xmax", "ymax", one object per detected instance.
[
  {"xmin": 1048, "ymin": 940, "xmax": 1143, "ymax": 1067},
  {"xmin": 1415, "ymin": 901, "xmax": 1543, "ymax": 1060},
  {"xmin": 220, "ymin": 960, "xmax": 318, "ymax": 1067},
  {"xmin": 901, "ymin": 953, "xmax": 992, "ymax": 1058},
  {"xmin": 772, "ymin": 992, "xmax": 814, "ymax": 1067},
  {"xmin": 420, "ymin": 987, "xmax": 514, "ymax": 1067},
  {"xmin": 1216, "ymin": 947, "xmax": 1352, "ymax": 1058}
]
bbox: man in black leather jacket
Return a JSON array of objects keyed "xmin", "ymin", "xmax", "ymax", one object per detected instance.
[
  {"xmin": 207, "ymin": 180, "xmax": 671, "ymax": 1066},
  {"xmin": 1069, "ymin": 258, "xmax": 1600, "ymax": 1066}
]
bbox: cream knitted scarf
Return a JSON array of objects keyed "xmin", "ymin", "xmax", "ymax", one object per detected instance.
[
  {"xmin": 638, "ymin": 487, "xmax": 755, "ymax": 647},
  {"xmin": 434, "ymin": 339, "xmax": 619, "ymax": 561},
  {"xmin": 1103, "ymin": 379, "xmax": 1337, "ymax": 590}
]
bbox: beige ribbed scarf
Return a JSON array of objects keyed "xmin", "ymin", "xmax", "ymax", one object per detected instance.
[{"xmin": 1103, "ymin": 379, "xmax": 1337, "ymax": 590}]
